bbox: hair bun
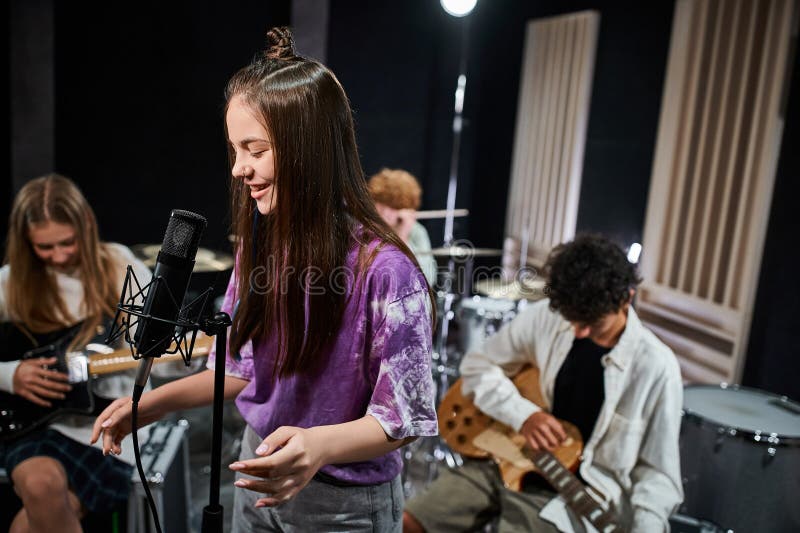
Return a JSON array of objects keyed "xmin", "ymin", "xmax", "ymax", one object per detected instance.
[{"xmin": 265, "ymin": 27, "xmax": 296, "ymax": 60}]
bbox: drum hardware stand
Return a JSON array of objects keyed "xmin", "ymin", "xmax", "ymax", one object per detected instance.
[
  {"xmin": 433, "ymin": 261, "xmax": 458, "ymax": 399},
  {"xmin": 403, "ymin": 7, "xmax": 474, "ymax": 497},
  {"xmin": 517, "ymin": 215, "xmax": 531, "ymax": 280},
  {"xmin": 413, "ymin": 262, "xmax": 465, "ymax": 491},
  {"xmin": 403, "ymin": 260, "xmax": 466, "ymax": 497}
]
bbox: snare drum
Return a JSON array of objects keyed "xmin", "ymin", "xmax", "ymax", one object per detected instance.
[
  {"xmin": 680, "ymin": 384, "xmax": 800, "ymax": 532},
  {"xmin": 455, "ymin": 296, "xmax": 518, "ymax": 356}
]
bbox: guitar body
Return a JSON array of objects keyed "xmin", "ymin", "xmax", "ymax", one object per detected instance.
[
  {"xmin": 437, "ymin": 366, "xmax": 621, "ymax": 532},
  {"xmin": 0, "ymin": 321, "xmax": 212, "ymax": 442},
  {"xmin": 438, "ymin": 365, "xmax": 583, "ymax": 491},
  {"xmin": 0, "ymin": 321, "xmax": 107, "ymax": 442}
]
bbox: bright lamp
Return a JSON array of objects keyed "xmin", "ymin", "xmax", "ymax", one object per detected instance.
[{"xmin": 440, "ymin": 0, "xmax": 477, "ymax": 17}]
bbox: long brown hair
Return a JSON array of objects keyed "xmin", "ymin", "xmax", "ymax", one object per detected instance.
[
  {"xmin": 4, "ymin": 174, "xmax": 120, "ymax": 349},
  {"xmin": 226, "ymin": 27, "xmax": 433, "ymax": 378}
]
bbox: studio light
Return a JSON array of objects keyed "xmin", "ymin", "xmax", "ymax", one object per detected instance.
[
  {"xmin": 440, "ymin": 0, "xmax": 477, "ymax": 18},
  {"xmin": 627, "ymin": 242, "xmax": 642, "ymax": 264}
]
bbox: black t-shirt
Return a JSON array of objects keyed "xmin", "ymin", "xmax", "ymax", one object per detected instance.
[{"xmin": 551, "ymin": 337, "xmax": 610, "ymax": 443}]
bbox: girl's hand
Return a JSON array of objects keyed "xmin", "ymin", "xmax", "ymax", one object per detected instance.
[
  {"xmin": 13, "ymin": 357, "xmax": 71, "ymax": 407},
  {"xmin": 228, "ymin": 426, "xmax": 326, "ymax": 507},
  {"xmin": 90, "ymin": 396, "xmax": 134, "ymax": 456}
]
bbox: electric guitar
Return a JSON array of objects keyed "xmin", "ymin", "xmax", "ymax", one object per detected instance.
[
  {"xmin": 438, "ymin": 366, "xmax": 620, "ymax": 533},
  {"xmin": 0, "ymin": 321, "xmax": 212, "ymax": 442}
]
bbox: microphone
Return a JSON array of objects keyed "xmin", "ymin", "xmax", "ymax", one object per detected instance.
[{"xmin": 132, "ymin": 209, "xmax": 207, "ymax": 396}]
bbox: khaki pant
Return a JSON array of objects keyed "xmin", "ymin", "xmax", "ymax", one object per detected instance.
[{"xmin": 405, "ymin": 459, "xmax": 584, "ymax": 532}]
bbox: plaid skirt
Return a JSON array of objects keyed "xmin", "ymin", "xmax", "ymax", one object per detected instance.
[{"xmin": 0, "ymin": 428, "xmax": 133, "ymax": 513}]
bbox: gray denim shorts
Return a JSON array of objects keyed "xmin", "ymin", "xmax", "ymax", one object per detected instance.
[{"xmin": 231, "ymin": 425, "xmax": 403, "ymax": 532}]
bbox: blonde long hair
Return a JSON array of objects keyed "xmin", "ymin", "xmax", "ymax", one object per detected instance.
[{"xmin": 4, "ymin": 174, "xmax": 120, "ymax": 349}]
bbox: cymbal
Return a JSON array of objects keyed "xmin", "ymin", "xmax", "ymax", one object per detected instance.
[
  {"xmin": 424, "ymin": 246, "xmax": 503, "ymax": 258},
  {"xmin": 132, "ymin": 244, "xmax": 234, "ymax": 273},
  {"xmin": 473, "ymin": 278, "xmax": 546, "ymax": 301}
]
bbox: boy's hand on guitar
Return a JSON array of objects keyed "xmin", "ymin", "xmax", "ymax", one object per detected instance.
[
  {"xmin": 521, "ymin": 411, "xmax": 567, "ymax": 451},
  {"xmin": 13, "ymin": 357, "xmax": 72, "ymax": 407}
]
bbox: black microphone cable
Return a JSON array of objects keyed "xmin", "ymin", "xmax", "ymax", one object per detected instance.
[{"xmin": 131, "ymin": 379, "xmax": 163, "ymax": 533}]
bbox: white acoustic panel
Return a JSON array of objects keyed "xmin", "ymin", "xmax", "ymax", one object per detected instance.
[
  {"xmin": 504, "ymin": 11, "xmax": 600, "ymax": 272},
  {"xmin": 639, "ymin": 0, "xmax": 797, "ymax": 383}
]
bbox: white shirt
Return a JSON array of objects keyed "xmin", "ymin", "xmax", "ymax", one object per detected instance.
[
  {"xmin": 0, "ymin": 242, "xmax": 152, "ymax": 465},
  {"xmin": 460, "ymin": 299, "xmax": 684, "ymax": 532}
]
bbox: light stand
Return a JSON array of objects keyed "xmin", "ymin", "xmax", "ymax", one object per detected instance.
[
  {"xmin": 434, "ymin": 0, "xmax": 474, "ymax": 385},
  {"xmin": 415, "ymin": 0, "xmax": 478, "ymax": 492},
  {"xmin": 442, "ymin": 13, "xmax": 470, "ymax": 248},
  {"xmin": 434, "ymin": 0, "xmax": 475, "ymax": 399},
  {"xmin": 433, "ymin": 16, "xmax": 470, "ymax": 392}
]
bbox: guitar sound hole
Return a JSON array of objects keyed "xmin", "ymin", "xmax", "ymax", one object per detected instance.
[{"xmin": 463, "ymin": 416, "xmax": 473, "ymax": 426}]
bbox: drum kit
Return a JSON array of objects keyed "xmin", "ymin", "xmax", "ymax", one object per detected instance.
[
  {"xmin": 678, "ymin": 384, "xmax": 800, "ymax": 532},
  {"xmin": 131, "ymin": 244, "xmax": 235, "ymax": 273},
  {"xmin": 402, "ymin": 237, "xmax": 549, "ymax": 498}
]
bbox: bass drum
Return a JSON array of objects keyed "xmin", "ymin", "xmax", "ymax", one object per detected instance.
[
  {"xmin": 680, "ymin": 384, "xmax": 800, "ymax": 532},
  {"xmin": 455, "ymin": 295, "xmax": 518, "ymax": 357}
]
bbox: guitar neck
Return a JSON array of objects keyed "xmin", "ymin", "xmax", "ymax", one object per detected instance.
[
  {"xmin": 87, "ymin": 337, "xmax": 213, "ymax": 376},
  {"xmin": 528, "ymin": 450, "xmax": 618, "ymax": 532}
]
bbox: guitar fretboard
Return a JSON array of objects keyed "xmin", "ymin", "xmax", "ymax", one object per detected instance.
[
  {"xmin": 529, "ymin": 450, "xmax": 618, "ymax": 533},
  {"xmin": 86, "ymin": 335, "xmax": 213, "ymax": 376}
]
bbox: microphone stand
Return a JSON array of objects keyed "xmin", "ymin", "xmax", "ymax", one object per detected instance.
[
  {"xmin": 107, "ymin": 266, "xmax": 230, "ymax": 531},
  {"xmin": 200, "ymin": 311, "xmax": 232, "ymax": 533}
]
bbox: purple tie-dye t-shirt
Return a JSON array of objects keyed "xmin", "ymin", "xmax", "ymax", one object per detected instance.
[{"xmin": 207, "ymin": 239, "xmax": 438, "ymax": 484}]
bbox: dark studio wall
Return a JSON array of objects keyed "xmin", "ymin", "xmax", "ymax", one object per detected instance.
[
  {"xmin": 327, "ymin": 0, "xmax": 799, "ymax": 399},
  {"xmin": 743, "ymin": 38, "xmax": 800, "ymax": 401},
  {"xmin": 327, "ymin": 0, "xmax": 455, "ymax": 243},
  {"xmin": 7, "ymin": 0, "xmax": 674, "ymax": 271},
  {"xmin": 327, "ymin": 0, "xmax": 674, "ymax": 251},
  {"xmin": 467, "ymin": 0, "xmax": 676, "ymax": 250},
  {"xmin": 1, "ymin": 1, "xmax": 9, "ymax": 244},
  {"xmin": 26, "ymin": 1, "xmax": 289, "ymax": 298},
  {"xmin": 51, "ymin": 2, "xmax": 290, "ymax": 250}
]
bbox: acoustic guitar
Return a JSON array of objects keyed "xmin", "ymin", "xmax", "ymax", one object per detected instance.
[
  {"xmin": 0, "ymin": 321, "xmax": 212, "ymax": 442},
  {"xmin": 438, "ymin": 366, "xmax": 620, "ymax": 533}
]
